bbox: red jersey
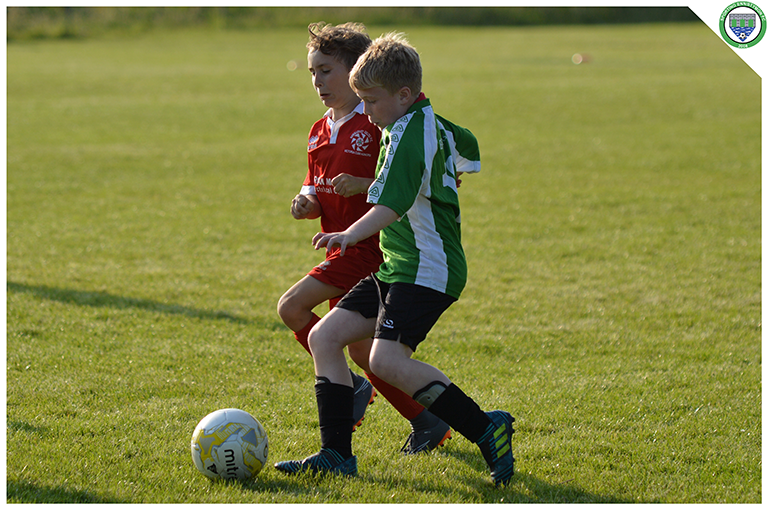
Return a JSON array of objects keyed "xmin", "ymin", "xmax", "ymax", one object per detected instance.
[{"xmin": 302, "ymin": 102, "xmax": 382, "ymax": 256}]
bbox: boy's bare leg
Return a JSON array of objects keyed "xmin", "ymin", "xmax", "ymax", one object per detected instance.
[
  {"xmin": 278, "ymin": 277, "xmax": 375, "ymax": 429},
  {"xmin": 368, "ymin": 339, "xmax": 451, "ymax": 395},
  {"xmin": 327, "ymin": 318, "xmax": 453, "ymax": 452},
  {"xmin": 273, "ymin": 307, "xmax": 375, "ymax": 475},
  {"xmin": 309, "ymin": 307, "xmax": 376, "ymax": 386},
  {"xmin": 277, "ymin": 275, "xmax": 342, "ymax": 333},
  {"xmin": 368, "ymin": 337, "xmax": 515, "ymax": 486}
]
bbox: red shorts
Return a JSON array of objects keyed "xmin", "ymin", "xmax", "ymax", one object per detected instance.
[{"xmin": 308, "ymin": 244, "xmax": 383, "ymax": 309}]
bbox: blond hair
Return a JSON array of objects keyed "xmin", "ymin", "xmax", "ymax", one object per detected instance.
[
  {"xmin": 349, "ymin": 32, "xmax": 422, "ymax": 95},
  {"xmin": 307, "ymin": 22, "xmax": 372, "ymax": 70}
]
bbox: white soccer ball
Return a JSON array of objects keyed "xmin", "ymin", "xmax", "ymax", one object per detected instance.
[{"xmin": 190, "ymin": 408, "xmax": 268, "ymax": 481}]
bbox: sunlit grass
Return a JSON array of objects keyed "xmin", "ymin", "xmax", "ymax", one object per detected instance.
[{"xmin": 6, "ymin": 23, "xmax": 760, "ymax": 503}]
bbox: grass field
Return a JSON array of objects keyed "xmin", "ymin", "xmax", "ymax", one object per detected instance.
[{"xmin": 6, "ymin": 22, "xmax": 761, "ymax": 503}]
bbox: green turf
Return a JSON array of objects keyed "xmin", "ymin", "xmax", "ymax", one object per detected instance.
[{"xmin": 6, "ymin": 23, "xmax": 761, "ymax": 503}]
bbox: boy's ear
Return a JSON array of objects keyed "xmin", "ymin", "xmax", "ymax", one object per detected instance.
[{"xmin": 397, "ymin": 86, "xmax": 412, "ymax": 105}]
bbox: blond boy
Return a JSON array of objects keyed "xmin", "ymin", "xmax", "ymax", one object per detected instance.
[{"xmin": 275, "ymin": 32, "xmax": 515, "ymax": 487}]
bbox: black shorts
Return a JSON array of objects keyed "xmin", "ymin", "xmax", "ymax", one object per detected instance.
[{"xmin": 336, "ymin": 274, "xmax": 457, "ymax": 352}]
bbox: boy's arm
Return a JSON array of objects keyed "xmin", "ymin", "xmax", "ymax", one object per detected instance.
[
  {"xmin": 291, "ymin": 194, "xmax": 322, "ymax": 220},
  {"xmin": 312, "ymin": 204, "xmax": 398, "ymax": 256},
  {"xmin": 436, "ymin": 114, "xmax": 481, "ymax": 174}
]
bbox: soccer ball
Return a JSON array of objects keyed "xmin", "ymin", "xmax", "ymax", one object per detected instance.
[{"xmin": 190, "ymin": 408, "xmax": 268, "ymax": 481}]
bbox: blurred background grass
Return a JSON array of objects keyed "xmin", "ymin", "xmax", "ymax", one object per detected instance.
[{"xmin": 7, "ymin": 6, "xmax": 700, "ymax": 41}]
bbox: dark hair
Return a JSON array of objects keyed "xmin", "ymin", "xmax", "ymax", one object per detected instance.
[{"xmin": 307, "ymin": 22, "xmax": 372, "ymax": 70}]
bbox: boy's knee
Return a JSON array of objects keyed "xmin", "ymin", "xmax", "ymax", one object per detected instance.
[
  {"xmin": 306, "ymin": 326, "xmax": 322, "ymax": 351},
  {"xmin": 277, "ymin": 293, "xmax": 305, "ymax": 327},
  {"xmin": 368, "ymin": 350, "xmax": 397, "ymax": 380},
  {"xmin": 276, "ymin": 293, "xmax": 292, "ymax": 319},
  {"xmin": 307, "ymin": 324, "xmax": 336, "ymax": 356}
]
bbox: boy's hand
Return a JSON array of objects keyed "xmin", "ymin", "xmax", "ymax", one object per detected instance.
[
  {"xmin": 291, "ymin": 194, "xmax": 316, "ymax": 219},
  {"xmin": 312, "ymin": 231, "xmax": 357, "ymax": 256},
  {"xmin": 331, "ymin": 174, "xmax": 374, "ymax": 198},
  {"xmin": 312, "ymin": 205, "xmax": 398, "ymax": 256}
]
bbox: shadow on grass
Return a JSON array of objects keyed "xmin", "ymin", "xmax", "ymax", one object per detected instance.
[
  {"xmin": 7, "ymin": 420, "xmax": 48, "ymax": 436},
  {"xmin": 8, "ymin": 281, "xmax": 254, "ymax": 325},
  {"xmin": 7, "ymin": 479, "xmax": 125, "ymax": 503},
  {"xmin": 427, "ymin": 449, "xmax": 635, "ymax": 503},
  {"xmin": 230, "ymin": 466, "xmax": 633, "ymax": 504},
  {"xmin": 403, "ymin": 468, "xmax": 632, "ymax": 503},
  {"xmin": 503, "ymin": 471, "xmax": 634, "ymax": 503}
]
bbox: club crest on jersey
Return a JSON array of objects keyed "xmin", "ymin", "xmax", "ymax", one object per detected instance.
[{"xmin": 345, "ymin": 130, "xmax": 373, "ymax": 156}]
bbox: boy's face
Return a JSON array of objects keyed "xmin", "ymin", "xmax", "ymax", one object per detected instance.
[
  {"xmin": 307, "ymin": 50, "xmax": 358, "ymax": 113},
  {"xmin": 355, "ymin": 86, "xmax": 413, "ymax": 130}
]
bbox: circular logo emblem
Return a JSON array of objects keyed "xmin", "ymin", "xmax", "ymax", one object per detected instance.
[
  {"xmin": 349, "ymin": 130, "xmax": 373, "ymax": 153},
  {"xmin": 720, "ymin": 2, "xmax": 766, "ymax": 48}
]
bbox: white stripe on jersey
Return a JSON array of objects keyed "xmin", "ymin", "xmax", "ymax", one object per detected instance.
[
  {"xmin": 422, "ymin": 106, "xmax": 437, "ymax": 199},
  {"xmin": 407, "ymin": 194, "xmax": 449, "ymax": 292},
  {"xmin": 369, "ymin": 111, "xmax": 414, "ymax": 207},
  {"xmin": 405, "ymin": 105, "xmax": 449, "ymax": 293}
]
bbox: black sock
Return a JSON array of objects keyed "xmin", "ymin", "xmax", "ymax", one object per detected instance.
[
  {"xmin": 424, "ymin": 383, "xmax": 491, "ymax": 443},
  {"xmin": 315, "ymin": 377, "xmax": 354, "ymax": 459}
]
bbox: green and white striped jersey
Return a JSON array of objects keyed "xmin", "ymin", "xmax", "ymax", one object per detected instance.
[{"xmin": 367, "ymin": 98, "xmax": 481, "ymax": 299}]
